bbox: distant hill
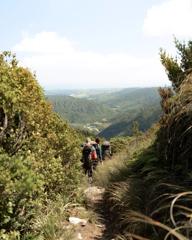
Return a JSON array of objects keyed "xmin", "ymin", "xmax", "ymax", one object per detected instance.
[
  {"xmin": 45, "ymin": 88, "xmax": 121, "ymax": 98},
  {"xmin": 92, "ymin": 87, "xmax": 160, "ymax": 110},
  {"xmin": 45, "ymin": 89, "xmax": 76, "ymax": 96},
  {"xmin": 99, "ymin": 104, "xmax": 161, "ymax": 138},
  {"xmin": 47, "ymin": 95, "xmax": 114, "ymax": 124},
  {"xmin": 47, "ymin": 88, "xmax": 161, "ymax": 138},
  {"xmin": 94, "ymin": 88, "xmax": 161, "ymax": 138}
]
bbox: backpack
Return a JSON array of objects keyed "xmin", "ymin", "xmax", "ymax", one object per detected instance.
[
  {"xmin": 102, "ymin": 141, "xmax": 110, "ymax": 151},
  {"xmin": 82, "ymin": 144, "xmax": 92, "ymax": 161},
  {"xmin": 92, "ymin": 143, "xmax": 101, "ymax": 159},
  {"xmin": 101, "ymin": 141, "xmax": 112, "ymax": 160},
  {"xmin": 91, "ymin": 149, "xmax": 97, "ymax": 160},
  {"xmin": 82, "ymin": 144, "xmax": 97, "ymax": 161}
]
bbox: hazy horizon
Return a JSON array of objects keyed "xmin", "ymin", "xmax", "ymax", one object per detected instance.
[{"xmin": 44, "ymin": 85, "xmax": 167, "ymax": 91}]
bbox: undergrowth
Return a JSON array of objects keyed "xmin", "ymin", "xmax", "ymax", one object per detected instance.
[{"xmin": 94, "ymin": 125, "xmax": 157, "ymax": 188}]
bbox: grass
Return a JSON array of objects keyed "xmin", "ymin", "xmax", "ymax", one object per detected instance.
[
  {"xmin": 94, "ymin": 126, "xmax": 157, "ymax": 188},
  {"xmin": 29, "ymin": 170, "xmax": 101, "ymax": 240},
  {"xmin": 92, "ymin": 122, "xmax": 192, "ymax": 239},
  {"xmin": 90, "ymin": 129, "xmax": 158, "ymax": 239},
  {"xmin": 31, "ymin": 196, "xmax": 77, "ymax": 240},
  {"xmin": 27, "ymin": 179, "xmax": 89, "ymax": 240}
]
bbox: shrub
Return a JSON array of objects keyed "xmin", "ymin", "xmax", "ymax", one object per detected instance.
[
  {"xmin": 0, "ymin": 52, "xmax": 83, "ymax": 238},
  {"xmin": 0, "ymin": 152, "xmax": 43, "ymax": 235}
]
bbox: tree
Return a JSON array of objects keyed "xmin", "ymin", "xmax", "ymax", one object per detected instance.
[{"xmin": 160, "ymin": 38, "xmax": 192, "ymax": 90}]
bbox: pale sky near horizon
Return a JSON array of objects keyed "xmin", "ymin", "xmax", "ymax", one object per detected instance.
[{"xmin": 1, "ymin": 0, "xmax": 192, "ymax": 89}]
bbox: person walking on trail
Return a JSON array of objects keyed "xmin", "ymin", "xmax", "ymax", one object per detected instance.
[
  {"xmin": 81, "ymin": 138, "xmax": 97, "ymax": 178},
  {"xmin": 101, "ymin": 140, "xmax": 112, "ymax": 161},
  {"xmin": 88, "ymin": 137, "xmax": 103, "ymax": 170},
  {"xmin": 94, "ymin": 137, "xmax": 102, "ymax": 164}
]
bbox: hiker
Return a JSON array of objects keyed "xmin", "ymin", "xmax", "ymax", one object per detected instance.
[
  {"xmin": 94, "ymin": 137, "xmax": 102, "ymax": 164},
  {"xmin": 89, "ymin": 137, "xmax": 103, "ymax": 169},
  {"xmin": 101, "ymin": 140, "xmax": 112, "ymax": 160},
  {"xmin": 81, "ymin": 138, "xmax": 97, "ymax": 178}
]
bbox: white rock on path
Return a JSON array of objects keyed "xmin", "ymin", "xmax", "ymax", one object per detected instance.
[
  {"xmin": 77, "ymin": 232, "xmax": 83, "ymax": 239},
  {"xmin": 69, "ymin": 217, "xmax": 87, "ymax": 226}
]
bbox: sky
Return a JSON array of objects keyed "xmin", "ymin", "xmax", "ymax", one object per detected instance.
[{"xmin": 0, "ymin": 0, "xmax": 192, "ymax": 89}]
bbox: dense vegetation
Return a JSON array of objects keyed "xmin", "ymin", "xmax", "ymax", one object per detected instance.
[
  {"xmin": 0, "ymin": 52, "xmax": 83, "ymax": 239},
  {"xmin": 94, "ymin": 39, "xmax": 192, "ymax": 239}
]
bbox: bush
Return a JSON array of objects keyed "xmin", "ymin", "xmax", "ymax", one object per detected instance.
[
  {"xmin": 0, "ymin": 152, "xmax": 43, "ymax": 235},
  {"xmin": 0, "ymin": 52, "xmax": 83, "ymax": 238}
]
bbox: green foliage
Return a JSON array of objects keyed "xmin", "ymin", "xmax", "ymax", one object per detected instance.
[
  {"xmin": 0, "ymin": 51, "xmax": 45, "ymax": 155},
  {"xmin": 95, "ymin": 126, "xmax": 157, "ymax": 188},
  {"xmin": 31, "ymin": 196, "xmax": 77, "ymax": 240},
  {"xmin": 160, "ymin": 38, "xmax": 192, "ymax": 90},
  {"xmin": 156, "ymin": 75, "xmax": 192, "ymax": 172},
  {"xmin": 0, "ymin": 230, "xmax": 20, "ymax": 240},
  {"xmin": 95, "ymin": 129, "xmax": 189, "ymax": 239},
  {"xmin": 0, "ymin": 153, "xmax": 43, "ymax": 235},
  {"xmin": 0, "ymin": 52, "xmax": 83, "ymax": 238},
  {"xmin": 157, "ymin": 39, "xmax": 192, "ymax": 171},
  {"xmin": 110, "ymin": 136, "xmax": 131, "ymax": 154}
]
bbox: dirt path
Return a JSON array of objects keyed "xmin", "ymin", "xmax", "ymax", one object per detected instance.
[{"xmin": 68, "ymin": 185, "xmax": 109, "ymax": 240}]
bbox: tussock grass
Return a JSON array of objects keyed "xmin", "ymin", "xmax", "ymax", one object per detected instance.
[
  {"xmin": 91, "ymin": 128, "xmax": 158, "ymax": 239},
  {"xmin": 31, "ymin": 196, "xmax": 77, "ymax": 240},
  {"xmin": 86, "ymin": 41, "xmax": 192, "ymax": 240},
  {"xmin": 96, "ymin": 145, "xmax": 192, "ymax": 239},
  {"xmin": 127, "ymin": 190, "xmax": 192, "ymax": 240},
  {"xmin": 94, "ymin": 127, "xmax": 157, "ymax": 188},
  {"xmin": 31, "ymin": 190, "xmax": 100, "ymax": 240},
  {"xmin": 94, "ymin": 153, "xmax": 127, "ymax": 187},
  {"xmin": 29, "ymin": 181, "xmax": 87, "ymax": 240},
  {"xmin": 93, "ymin": 73, "xmax": 192, "ymax": 240}
]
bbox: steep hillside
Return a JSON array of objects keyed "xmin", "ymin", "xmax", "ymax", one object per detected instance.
[
  {"xmin": 99, "ymin": 103, "xmax": 161, "ymax": 138},
  {"xmin": 97, "ymin": 88, "xmax": 161, "ymax": 138},
  {"xmin": 47, "ymin": 95, "xmax": 115, "ymax": 123}
]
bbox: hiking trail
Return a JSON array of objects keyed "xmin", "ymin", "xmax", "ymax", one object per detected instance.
[{"xmin": 67, "ymin": 185, "xmax": 115, "ymax": 240}]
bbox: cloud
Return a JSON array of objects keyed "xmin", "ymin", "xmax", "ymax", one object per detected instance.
[
  {"xmin": 143, "ymin": 0, "xmax": 192, "ymax": 37},
  {"xmin": 14, "ymin": 32, "xmax": 77, "ymax": 54},
  {"xmin": 13, "ymin": 31, "xmax": 169, "ymax": 89}
]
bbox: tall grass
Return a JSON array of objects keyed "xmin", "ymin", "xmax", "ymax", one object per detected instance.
[
  {"xmin": 93, "ymin": 125, "xmax": 192, "ymax": 239},
  {"xmin": 94, "ymin": 126, "xmax": 157, "ymax": 188},
  {"xmin": 29, "ymin": 196, "xmax": 77, "ymax": 240}
]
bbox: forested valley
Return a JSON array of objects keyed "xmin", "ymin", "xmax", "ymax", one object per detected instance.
[
  {"xmin": 1, "ymin": 38, "xmax": 192, "ymax": 240},
  {"xmin": 46, "ymin": 87, "xmax": 161, "ymax": 138}
]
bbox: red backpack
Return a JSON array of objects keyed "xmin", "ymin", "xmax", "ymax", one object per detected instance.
[{"xmin": 91, "ymin": 149, "xmax": 97, "ymax": 160}]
